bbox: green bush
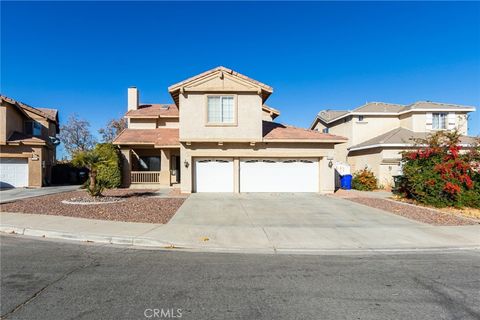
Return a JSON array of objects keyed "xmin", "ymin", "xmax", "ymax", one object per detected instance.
[
  {"xmin": 399, "ymin": 131, "xmax": 480, "ymax": 208},
  {"xmin": 352, "ymin": 169, "xmax": 378, "ymax": 191},
  {"xmin": 94, "ymin": 143, "xmax": 121, "ymax": 189}
]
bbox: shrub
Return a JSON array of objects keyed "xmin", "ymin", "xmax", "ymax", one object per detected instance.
[
  {"xmin": 352, "ymin": 169, "xmax": 378, "ymax": 191},
  {"xmin": 94, "ymin": 143, "xmax": 121, "ymax": 189},
  {"xmin": 71, "ymin": 143, "xmax": 121, "ymax": 197},
  {"xmin": 399, "ymin": 130, "xmax": 480, "ymax": 208}
]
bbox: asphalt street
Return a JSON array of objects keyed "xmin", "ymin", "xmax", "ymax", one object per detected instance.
[{"xmin": 1, "ymin": 235, "xmax": 479, "ymax": 320}]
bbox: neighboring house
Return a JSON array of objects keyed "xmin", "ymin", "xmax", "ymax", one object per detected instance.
[
  {"xmin": 113, "ymin": 66, "xmax": 347, "ymax": 193},
  {"xmin": 310, "ymin": 101, "xmax": 477, "ymax": 187},
  {"xmin": 0, "ymin": 95, "xmax": 60, "ymax": 188}
]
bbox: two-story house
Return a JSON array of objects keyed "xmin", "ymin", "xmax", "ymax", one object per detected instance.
[
  {"xmin": 0, "ymin": 95, "xmax": 60, "ymax": 188},
  {"xmin": 113, "ymin": 66, "xmax": 347, "ymax": 193},
  {"xmin": 310, "ymin": 101, "xmax": 477, "ymax": 187}
]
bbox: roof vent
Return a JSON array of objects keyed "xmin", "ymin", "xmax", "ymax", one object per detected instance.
[{"xmin": 161, "ymin": 104, "xmax": 170, "ymax": 109}]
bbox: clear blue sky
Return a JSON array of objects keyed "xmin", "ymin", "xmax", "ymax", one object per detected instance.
[{"xmin": 2, "ymin": 1, "xmax": 479, "ymax": 156}]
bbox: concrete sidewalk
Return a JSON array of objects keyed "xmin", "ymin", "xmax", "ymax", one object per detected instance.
[
  {"xmin": 1, "ymin": 211, "xmax": 479, "ymax": 254},
  {"xmin": 0, "ymin": 185, "xmax": 80, "ymax": 204}
]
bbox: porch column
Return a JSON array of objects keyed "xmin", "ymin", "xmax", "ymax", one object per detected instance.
[
  {"xmin": 120, "ymin": 148, "xmax": 131, "ymax": 187},
  {"xmin": 160, "ymin": 149, "xmax": 171, "ymax": 186}
]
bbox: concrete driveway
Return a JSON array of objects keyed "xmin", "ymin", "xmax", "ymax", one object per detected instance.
[
  {"xmin": 169, "ymin": 193, "xmax": 420, "ymax": 227},
  {"xmin": 0, "ymin": 185, "xmax": 80, "ymax": 204},
  {"xmin": 158, "ymin": 193, "xmax": 480, "ymax": 252}
]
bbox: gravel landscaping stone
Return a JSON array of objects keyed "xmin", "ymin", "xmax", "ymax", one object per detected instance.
[
  {"xmin": 0, "ymin": 189, "xmax": 186, "ymax": 224},
  {"xmin": 61, "ymin": 197, "xmax": 126, "ymax": 205},
  {"xmin": 348, "ymin": 197, "xmax": 479, "ymax": 226}
]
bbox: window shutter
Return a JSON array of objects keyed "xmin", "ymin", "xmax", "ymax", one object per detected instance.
[
  {"xmin": 425, "ymin": 113, "xmax": 432, "ymax": 131},
  {"xmin": 447, "ymin": 112, "xmax": 456, "ymax": 130}
]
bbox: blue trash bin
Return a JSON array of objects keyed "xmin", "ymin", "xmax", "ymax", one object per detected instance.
[{"xmin": 340, "ymin": 174, "xmax": 352, "ymax": 190}]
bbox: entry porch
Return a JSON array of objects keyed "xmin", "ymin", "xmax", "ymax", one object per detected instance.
[{"xmin": 120, "ymin": 147, "xmax": 180, "ymax": 187}]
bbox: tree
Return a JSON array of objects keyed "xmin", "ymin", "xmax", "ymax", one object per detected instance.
[
  {"xmin": 98, "ymin": 118, "xmax": 127, "ymax": 143},
  {"xmin": 72, "ymin": 149, "xmax": 106, "ymax": 197},
  {"xmin": 60, "ymin": 114, "xmax": 96, "ymax": 157}
]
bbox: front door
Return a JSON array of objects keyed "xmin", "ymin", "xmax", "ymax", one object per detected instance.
[{"xmin": 171, "ymin": 155, "xmax": 181, "ymax": 184}]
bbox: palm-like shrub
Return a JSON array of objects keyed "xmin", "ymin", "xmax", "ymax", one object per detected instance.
[{"xmin": 72, "ymin": 150, "xmax": 107, "ymax": 196}]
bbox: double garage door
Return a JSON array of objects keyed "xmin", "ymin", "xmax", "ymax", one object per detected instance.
[
  {"xmin": 0, "ymin": 158, "xmax": 29, "ymax": 188},
  {"xmin": 194, "ymin": 158, "xmax": 319, "ymax": 192}
]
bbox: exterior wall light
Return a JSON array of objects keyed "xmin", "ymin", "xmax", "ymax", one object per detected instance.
[
  {"xmin": 184, "ymin": 160, "xmax": 189, "ymax": 168},
  {"xmin": 328, "ymin": 160, "xmax": 333, "ymax": 168}
]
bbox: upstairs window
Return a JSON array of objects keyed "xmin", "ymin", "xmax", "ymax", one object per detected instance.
[
  {"xmin": 207, "ymin": 96, "xmax": 234, "ymax": 124},
  {"xmin": 25, "ymin": 121, "xmax": 42, "ymax": 137},
  {"xmin": 322, "ymin": 128, "xmax": 329, "ymax": 133},
  {"xmin": 432, "ymin": 113, "xmax": 447, "ymax": 130},
  {"xmin": 358, "ymin": 115, "xmax": 365, "ymax": 122}
]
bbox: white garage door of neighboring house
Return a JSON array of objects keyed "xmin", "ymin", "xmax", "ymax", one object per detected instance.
[
  {"xmin": 0, "ymin": 158, "xmax": 29, "ymax": 188},
  {"xmin": 240, "ymin": 158, "xmax": 319, "ymax": 192},
  {"xmin": 194, "ymin": 158, "xmax": 234, "ymax": 192}
]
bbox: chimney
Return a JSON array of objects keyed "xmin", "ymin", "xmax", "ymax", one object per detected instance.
[{"xmin": 128, "ymin": 87, "xmax": 139, "ymax": 111}]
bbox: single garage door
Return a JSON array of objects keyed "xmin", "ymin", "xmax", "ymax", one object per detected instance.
[
  {"xmin": 0, "ymin": 158, "xmax": 29, "ymax": 188},
  {"xmin": 194, "ymin": 158, "xmax": 234, "ymax": 192},
  {"xmin": 240, "ymin": 158, "xmax": 318, "ymax": 192}
]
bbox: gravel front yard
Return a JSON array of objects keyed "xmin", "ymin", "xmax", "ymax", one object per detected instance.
[
  {"xmin": 345, "ymin": 196, "xmax": 479, "ymax": 226},
  {"xmin": 0, "ymin": 189, "xmax": 186, "ymax": 224}
]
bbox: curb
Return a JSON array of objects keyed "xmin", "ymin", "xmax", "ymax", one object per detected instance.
[{"xmin": 2, "ymin": 224, "xmax": 480, "ymax": 255}]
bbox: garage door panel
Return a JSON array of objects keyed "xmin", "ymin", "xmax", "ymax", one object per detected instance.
[
  {"xmin": 0, "ymin": 158, "xmax": 29, "ymax": 188},
  {"xmin": 194, "ymin": 158, "xmax": 234, "ymax": 192},
  {"xmin": 240, "ymin": 158, "xmax": 318, "ymax": 192}
]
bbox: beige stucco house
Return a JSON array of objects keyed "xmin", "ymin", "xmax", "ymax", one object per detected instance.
[
  {"xmin": 0, "ymin": 95, "xmax": 60, "ymax": 188},
  {"xmin": 113, "ymin": 66, "xmax": 346, "ymax": 193},
  {"xmin": 310, "ymin": 101, "xmax": 477, "ymax": 187}
]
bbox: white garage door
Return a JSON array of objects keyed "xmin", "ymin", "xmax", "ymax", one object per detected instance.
[
  {"xmin": 194, "ymin": 158, "xmax": 234, "ymax": 192},
  {"xmin": 0, "ymin": 158, "xmax": 29, "ymax": 188},
  {"xmin": 240, "ymin": 158, "xmax": 318, "ymax": 192}
]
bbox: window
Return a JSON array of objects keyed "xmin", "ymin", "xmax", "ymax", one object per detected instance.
[
  {"xmin": 432, "ymin": 113, "xmax": 447, "ymax": 130},
  {"xmin": 358, "ymin": 115, "xmax": 364, "ymax": 122},
  {"xmin": 322, "ymin": 128, "xmax": 329, "ymax": 133},
  {"xmin": 207, "ymin": 96, "xmax": 234, "ymax": 124},
  {"xmin": 138, "ymin": 156, "xmax": 160, "ymax": 171},
  {"xmin": 25, "ymin": 121, "xmax": 42, "ymax": 136}
]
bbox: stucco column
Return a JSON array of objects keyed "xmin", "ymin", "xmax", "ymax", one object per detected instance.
[
  {"xmin": 319, "ymin": 156, "xmax": 335, "ymax": 194},
  {"xmin": 29, "ymin": 147, "xmax": 43, "ymax": 188},
  {"xmin": 160, "ymin": 149, "xmax": 171, "ymax": 186},
  {"xmin": 120, "ymin": 148, "xmax": 131, "ymax": 187},
  {"xmin": 233, "ymin": 158, "xmax": 240, "ymax": 193},
  {"xmin": 180, "ymin": 144, "xmax": 192, "ymax": 193}
]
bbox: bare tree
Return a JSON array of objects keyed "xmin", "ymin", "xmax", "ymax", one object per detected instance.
[
  {"xmin": 98, "ymin": 117, "xmax": 127, "ymax": 142},
  {"xmin": 59, "ymin": 114, "xmax": 96, "ymax": 157}
]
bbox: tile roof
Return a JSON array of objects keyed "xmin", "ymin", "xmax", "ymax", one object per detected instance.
[
  {"xmin": 353, "ymin": 102, "xmax": 407, "ymax": 113},
  {"xmin": 314, "ymin": 101, "xmax": 476, "ymax": 125},
  {"xmin": 37, "ymin": 108, "xmax": 58, "ymax": 119},
  {"xmin": 262, "ymin": 104, "xmax": 280, "ymax": 118},
  {"xmin": 349, "ymin": 127, "xmax": 478, "ymax": 151},
  {"xmin": 262, "ymin": 121, "xmax": 347, "ymax": 142},
  {"xmin": 113, "ymin": 128, "xmax": 179, "ymax": 147},
  {"xmin": 0, "ymin": 95, "xmax": 58, "ymax": 122},
  {"xmin": 125, "ymin": 104, "xmax": 179, "ymax": 118},
  {"xmin": 168, "ymin": 66, "xmax": 273, "ymax": 93},
  {"xmin": 409, "ymin": 101, "xmax": 477, "ymax": 110},
  {"xmin": 316, "ymin": 110, "xmax": 350, "ymax": 123},
  {"xmin": 7, "ymin": 131, "xmax": 47, "ymax": 145}
]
